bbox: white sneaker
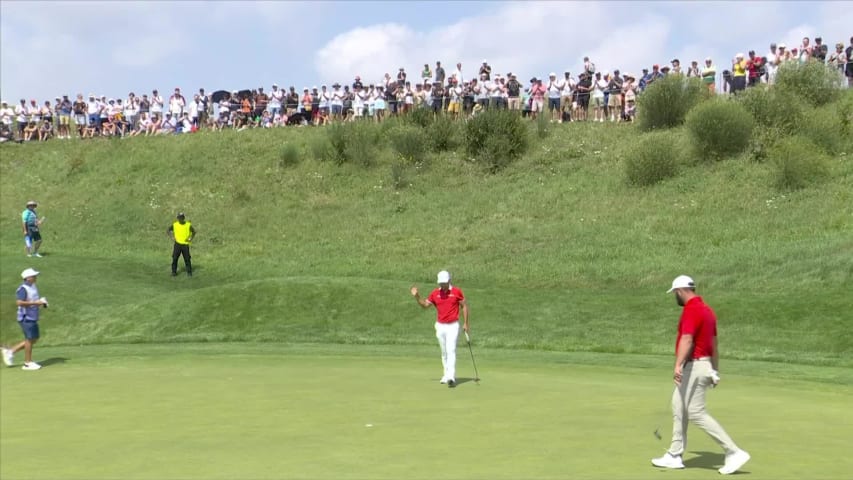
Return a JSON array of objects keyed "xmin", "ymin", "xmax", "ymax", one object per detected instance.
[
  {"xmin": 2, "ymin": 348, "xmax": 13, "ymax": 366},
  {"xmin": 719, "ymin": 450, "xmax": 750, "ymax": 475},
  {"xmin": 33, "ymin": 253, "xmax": 43, "ymax": 257},
  {"xmin": 22, "ymin": 362, "xmax": 42, "ymax": 371},
  {"xmin": 651, "ymin": 452, "xmax": 685, "ymax": 469},
  {"xmin": 439, "ymin": 377, "xmax": 448, "ymax": 384}
]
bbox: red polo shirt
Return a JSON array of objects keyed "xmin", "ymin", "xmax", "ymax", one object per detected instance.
[
  {"xmin": 427, "ymin": 286, "xmax": 465, "ymax": 324},
  {"xmin": 676, "ymin": 296, "xmax": 717, "ymax": 359}
]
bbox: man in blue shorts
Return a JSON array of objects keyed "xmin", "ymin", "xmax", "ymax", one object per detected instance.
[
  {"xmin": 22, "ymin": 200, "xmax": 44, "ymax": 257},
  {"xmin": 2, "ymin": 268, "xmax": 49, "ymax": 370}
]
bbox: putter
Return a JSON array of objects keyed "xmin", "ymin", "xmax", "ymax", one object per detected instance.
[{"xmin": 464, "ymin": 331, "xmax": 480, "ymax": 384}]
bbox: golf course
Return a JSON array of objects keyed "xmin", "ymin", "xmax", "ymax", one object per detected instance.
[{"xmin": 2, "ymin": 90, "xmax": 852, "ymax": 478}]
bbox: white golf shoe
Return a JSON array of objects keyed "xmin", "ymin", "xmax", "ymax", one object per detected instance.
[
  {"xmin": 651, "ymin": 452, "xmax": 685, "ymax": 469},
  {"xmin": 718, "ymin": 449, "xmax": 750, "ymax": 475},
  {"xmin": 439, "ymin": 377, "xmax": 448, "ymax": 384},
  {"xmin": 2, "ymin": 348, "xmax": 13, "ymax": 366},
  {"xmin": 22, "ymin": 362, "xmax": 42, "ymax": 371}
]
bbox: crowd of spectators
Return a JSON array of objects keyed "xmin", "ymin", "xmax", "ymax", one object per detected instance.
[{"xmin": 1, "ymin": 35, "xmax": 850, "ymax": 143}]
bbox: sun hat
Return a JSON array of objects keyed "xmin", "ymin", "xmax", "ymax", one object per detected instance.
[
  {"xmin": 667, "ymin": 275, "xmax": 695, "ymax": 293},
  {"xmin": 437, "ymin": 270, "xmax": 451, "ymax": 284},
  {"xmin": 26, "ymin": 200, "xmax": 38, "ymax": 206},
  {"xmin": 21, "ymin": 268, "xmax": 40, "ymax": 279}
]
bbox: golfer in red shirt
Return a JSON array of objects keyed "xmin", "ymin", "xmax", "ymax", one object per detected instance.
[
  {"xmin": 652, "ymin": 275, "xmax": 750, "ymax": 475},
  {"xmin": 411, "ymin": 270, "xmax": 469, "ymax": 388}
]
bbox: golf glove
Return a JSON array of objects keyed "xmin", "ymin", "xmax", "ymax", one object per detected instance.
[
  {"xmin": 710, "ymin": 370, "xmax": 720, "ymax": 387},
  {"xmin": 41, "ymin": 297, "xmax": 48, "ymax": 308}
]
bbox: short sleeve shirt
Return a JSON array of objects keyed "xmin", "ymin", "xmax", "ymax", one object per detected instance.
[
  {"xmin": 427, "ymin": 287, "xmax": 465, "ymax": 324},
  {"xmin": 676, "ymin": 296, "xmax": 717, "ymax": 359}
]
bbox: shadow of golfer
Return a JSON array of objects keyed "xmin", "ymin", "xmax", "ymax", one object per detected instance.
[
  {"xmin": 39, "ymin": 357, "xmax": 69, "ymax": 368},
  {"xmin": 684, "ymin": 451, "xmax": 727, "ymax": 471},
  {"xmin": 455, "ymin": 377, "xmax": 480, "ymax": 386}
]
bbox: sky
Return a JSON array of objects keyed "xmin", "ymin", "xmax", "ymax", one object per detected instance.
[{"xmin": 1, "ymin": 0, "xmax": 851, "ymax": 102}]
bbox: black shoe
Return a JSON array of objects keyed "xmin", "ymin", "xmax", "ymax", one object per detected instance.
[{"xmin": 447, "ymin": 379, "xmax": 456, "ymax": 388}]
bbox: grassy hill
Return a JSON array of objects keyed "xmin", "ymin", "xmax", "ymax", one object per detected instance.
[{"xmin": 1, "ymin": 119, "xmax": 851, "ymax": 368}]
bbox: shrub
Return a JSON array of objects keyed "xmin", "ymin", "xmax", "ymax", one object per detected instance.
[
  {"xmin": 637, "ymin": 75, "xmax": 708, "ymax": 131},
  {"xmin": 748, "ymin": 126, "xmax": 783, "ymax": 163},
  {"xmin": 737, "ymin": 86, "xmax": 806, "ymax": 133},
  {"xmin": 535, "ymin": 109, "xmax": 551, "ymax": 139},
  {"xmin": 326, "ymin": 122, "xmax": 381, "ymax": 166},
  {"xmin": 774, "ymin": 61, "xmax": 843, "ymax": 107},
  {"xmin": 427, "ymin": 114, "xmax": 458, "ymax": 152},
  {"xmin": 685, "ymin": 99, "xmax": 754, "ymax": 161},
  {"xmin": 309, "ymin": 136, "xmax": 333, "ymax": 162},
  {"xmin": 406, "ymin": 108, "xmax": 434, "ymax": 128},
  {"xmin": 465, "ymin": 109, "xmax": 529, "ymax": 172},
  {"xmin": 623, "ymin": 131, "xmax": 682, "ymax": 186},
  {"xmin": 389, "ymin": 161, "xmax": 410, "ymax": 190},
  {"xmin": 278, "ymin": 143, "xmax": 300, "ymax": 168},
  {"xmin": 387, "ymin": 125, "xmax": 428, "ymax": 164},
  {"xmin": 770, "ymin": 136, "xmax": 829, "ymax": 191},
  {"xmin": 800, "ymin": 106, "xmax": 845, "ymax": 155}
]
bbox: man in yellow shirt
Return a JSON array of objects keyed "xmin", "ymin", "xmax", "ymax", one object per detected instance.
[{"xmin": 167, "ymin": 212, "xmax": 196, "ymax": 277}]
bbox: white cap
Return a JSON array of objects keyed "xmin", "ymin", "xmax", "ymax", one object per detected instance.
[
  {"xmin": 667, "ymin": 275, "xmax": 695, "ymax": 293},
  {"xmin": 549, "ymin": 72, "xmax": 556, "ymax": 77},
  {"xmin": 778, "ymin": 43, "xmax": 786, "ymax": 48},
  {"xmin": 736, "ymin": 52, "xmax": 744, "ymax": 58},
  {"xmin": 21, "ymin": 268, "xmax": 40, "ymax": 279},
  {"xmin": 437, "ymin": 270, "xmax": 451, "ymax": 284}
]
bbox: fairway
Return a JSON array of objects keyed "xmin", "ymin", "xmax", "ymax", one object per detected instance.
[{"xmin": 2, "ymin": 344, "xmax": 851, "ymax": 480}]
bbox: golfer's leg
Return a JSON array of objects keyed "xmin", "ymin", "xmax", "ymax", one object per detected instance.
[
  {"xmin": 668, "ymin": 367, "xmax": 691, "ymax": 456},
  {"xmin": 33, "ymin": 239, "xmax": 41, "ymax": 254},
  {"xmin": 446, "ymin": 322, "xmax": 459, "ymax": 380},
  {"xmin": 24, "ymin": 339, "xmax": 34, "ymax": 363},
  {"xmin": 435, "ymin": 323, "xmax": 448, "ymax": 377},
  {"xmin": 688, "ymin": 361, "xmax": 739, "ymax": 455},
  {"xmin": 171, "ymin": 243, "xmax": 180, "ymax": 274}
]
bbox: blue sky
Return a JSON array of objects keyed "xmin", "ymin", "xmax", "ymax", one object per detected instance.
[{"xmin": 1, "ymin": 1, "xmax": 850, "ymax": 102}]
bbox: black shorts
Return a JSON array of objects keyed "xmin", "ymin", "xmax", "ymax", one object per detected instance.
[
  {"xmin": 578, "ymin": 95, "xmax": 590, "ymax": 109},
  {"xmin": 27, "ymin": 228, "xmax": 42, "ymax": 242}
]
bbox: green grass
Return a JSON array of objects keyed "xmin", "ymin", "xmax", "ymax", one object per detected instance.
[
  {"xmin": 1, "ymin": 119, "xmax": 852, "ymax": 478},
  {"xmin": 2, "ymin": 344, "xmax": 852, "ymax": 480},
  {"xmin": 1, "ymin": 124, "xmax": 851, "ymax": 366}
]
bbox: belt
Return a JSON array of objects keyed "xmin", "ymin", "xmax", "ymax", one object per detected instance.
[{"xmin": 686, "ymin": 356, "xmax": 711, "ymax": 363}]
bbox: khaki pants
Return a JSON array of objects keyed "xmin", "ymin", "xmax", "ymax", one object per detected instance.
[{"xmin": 668, "ymin": 358, "xmax": 739, "ymax": 456}]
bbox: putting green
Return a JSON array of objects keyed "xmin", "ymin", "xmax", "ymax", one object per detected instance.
[{"xmin": 1, "ymin": 344, "xmax": 851, "ymax": 479}]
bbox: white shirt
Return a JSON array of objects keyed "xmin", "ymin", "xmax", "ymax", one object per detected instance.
[
  {"xmin": 331, "ymin": 90, "xmax": 343, "ymax": 107},
  {"xmin": 87, "ymin": 101, "xmax": 99, "ymax": 115},
  {"xmin": 453, "ymin": 68, "xmax": 463, "ymax": 84},
  {"xmin": 548, "ymin": 79, "xmax": 564, "ymax": 98},
  {"xmin": 0, "ymin": 107, "xmax": 13, "ymax": 125},
  {"xmin": 151, "ymin": 95, "xmax": 164, "ymax": 113},
  {"xmin": 124, "ymin": 99, "xmax": 137, "ymax": 116},
  {"xmin": 189, "ymin": 101, "xmax": 199, "ymax": 117},
  {"xmin": 269, "ymin": 89, "xmax": 283, "ymax": 107},
  {"xmin": 169, "ymin": 95, "xmax": 185, "ymax": 114},
  {"xmin": 15, "ymin": 105, "xmax": 27, "ymax": 122},
  {"xmin": 594, "ymin": 79, "xmax": 607, "ymax": 97}
]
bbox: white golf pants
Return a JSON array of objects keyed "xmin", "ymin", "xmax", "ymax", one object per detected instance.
[{"xmin": 435, "ymin": 321, "xmax": 459, "ymax": 380}]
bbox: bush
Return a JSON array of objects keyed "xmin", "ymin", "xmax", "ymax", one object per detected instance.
[
  {"xmin": 748, "ymin": 126, "xmax": 783, "ymax": 163},
  {"xmin": 637, "ymin": 75, "xmax": 708, "ymax": 131},
  {"xmin": 774, "ymin": 61, "xmax": 843, "ymax": 107},
  {"xmin": 737, "ymin": 86, "xmax": 806, "ymax": 133},
  {"xmin": 406, "ymin": 108, "xmax": 434, "ymax": 128},
  {"xmin": 685, "ymin": 99, "xmax": 754, "ymax": 161},
  {"xmin": 800, "ymin": 106, "xmax": 846, "ymax": 155},
  {"xmin": 623, "ymin": 131, "xmax": 682, "ymax": 186},
  {"xmin": 465, "ymin": 109, "xmax": 529, "ymax": 172},
  {"xmin": 387, "ymin": 125, "xmax": 428, "ymax": 164},
  {"xmin": 309, "ymin": 136, "xmax": 333, "ymax": 162},
  {"xmin": 427, "ymin": 114, "xmax": 458, "ymax": 152},
  {"xmin": 770, "ymin": 136, "xmax": 829, "ymax": 191},
  {"xmin": 326, "ymin": 122, "xmax": 381, "ymax": 167},
  {"xmin": 278, "ymin": 143, "xmax": 300, "ymax": 168},
  {"xmin": 389, "ymin": 161, "xmax": 410, "ymax": 190}
]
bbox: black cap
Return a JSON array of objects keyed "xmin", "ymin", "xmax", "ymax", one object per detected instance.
[{"xmin": 176, "ymin": 212, "xmax": 185, "ymax": 218}]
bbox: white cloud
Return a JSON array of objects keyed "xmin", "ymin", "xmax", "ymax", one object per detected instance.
[{"xmin": 314, "ymin": 1, "xmax": 852, "ymax": 86}]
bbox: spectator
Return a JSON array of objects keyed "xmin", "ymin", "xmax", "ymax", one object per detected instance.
[
  {"xmin": 622, "ymin": 74, "xmax": 637, "ymax": 121},
  {"xmin": 435, "ymin": 61, "xmax": 445, "ymax": 85},
  {"xmin": 479, "ymin": 60, "xmax": 491, "ymax": 81},
  {"xmin": 0, "ymin": 101, "xmax": 12, "ymax": 142},
  {"xmin": 813, "ymin": 37, "xmax": 828, "ymax": 63},
  {"xmin": 561, "ymin": 71, "xmax": 575, "ymax": 121},
  {"xmin": 671, "ymin": 59, "xmax": 682, "ymax": 75},
  {"xmin": 286, "ymin": 87, "xmax": 299, "ymax": 116},
  {"xmin": 798, "ymin": 37, "xmax": 812, "ymax": 62},
  {"xmin": 57, "ymin": 95, "xmax": 72, "ymax": 139},
  {"xmin": 151, "ymin": 89, "xmax": 164, "ymax": 117},
  {"xmin": 847, "ymin": 37, "xmax": 853, "ymax": 87},
  {"xmin": 124, "ymin": 93, "xmax": 138, "ymax": 131},
  {"xmin": 638, "ymin": 68, "xmax": 650, "ymax": 92},
  {"xmin": 686, "ymin": 61, "xmax": 700, "ymax": 78},
  {"xmin": 189, "ymin": 94, "xmax": 200, "ymax": 126},
  {"xmin": 546, "ymin": 72, "xmax": 563, "ymax": 122},
  {"xmin": 583, "ymin": 56, "xmax": 596, "ymax": 75},
  {"xmin": 766, "ymin": 43, "xmax": 781, "ymax": 84},
  {"xmin": 72, "ymin": 94, "xmax": 86, "ymax": 137},
  {"xmin": 828, "ymin": 43, "xmax": 847, "ymax": 76},
  {"xmin": 269, "ymin": 84, "xmax": 283, "ymax": 118},
  {"xmin": 529, "ymin": 77, "xmax": 545, "ymax": 120},
  {"xmin": 15, "ymin": 99, "xmax": 28, "ymax": 140},
  {"xmin": 453, "ymin": 62, "xmax": 463, "ymax": 84},
  {"xmin": 607, "ymin": 70, "xmax": 623, "ymax": 122},
  {"xmin": 169, "ymin": 88, "xmax": 186, "ymax": 118},
  {"xmin": 198, "ymin": 88, "xmax": 209, "ymax": 127},
  {"xmin": 331, "ymin": 84, "xmax": 344, "ymax": 120},
  {"xmin": 506, "ymin": 74, "xmax": 521, "ymax": 111},
  {"xmin": 575, "ymin": 72, "xmax": 593, "ymax": 121},
  {"xmin": 746, "ymin": 51, "xmax": 764, "ymax": 87},
  {"xmin": 731, "ymin": 53, "xmax": 747, "ymax": 93},
  {"xmin": 421, "ymin": 64, "xmax": 432, "ymax": 83}
]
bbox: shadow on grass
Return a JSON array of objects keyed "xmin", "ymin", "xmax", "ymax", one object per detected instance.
[
  {"xmin": 39, "ymin": 357, "xmax": 69, "ymax": 368},
  {"xmin": 685, "ymin": 451, "xmax": 744, "ymax": 472},
  {"xmin": 455, "ymin": 377, "xmax": 480, "ymax": 386}
]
